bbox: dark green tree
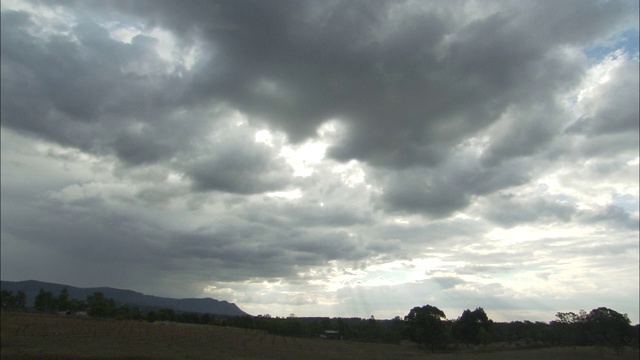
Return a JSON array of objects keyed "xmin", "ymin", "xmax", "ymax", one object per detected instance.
[
  {"xmin": 200, "ymin": 313, "xmax": 212, "ymax": 325},
  {"xmin": 67, "ymin": 298, "xmax": 86, "ymax": 312},
  {"xmin": 551, "ymin": 310, "xmax": 588, "ymax": 345},
  {"xmin": 34, "ymin": 289, "xmax": 55, "ymax": 312},
  {"xmin": 1, "ymin": 290, "xmax": 16, "ymax": 308},
  {"xmin": 405, "ymin": 305, "xmax": 447, "ymax": 352},
  {"xmin": 157, "ymin": 308, "xmax": 176, "ymax": 321},
  {"xmin": 320, "ymin": 318, "xmax": 332, "ymax": 331},
  {"xmin": 391, "ymin": 315, "xmax": 407, "ymax": 340},
  {"xmin": 585, "ymin": 307, "xmax": 631, "ymax": 350},
  {"xmin": 56, "ymin": 288, "xmax": 70, "ymax": 311},
  {"xmin": 86, "ymin": 292, "xmax": 117, "ymax": 317},
  {"xmin": 15, "ymin": 291, "xmax": 26, "ymax": 309},
  {"xmin": 117, "ymin": 304, "xmax": 142, "ymax": 320},
  {"xmin": 308, "ymin": 319, "xmax": 321, "ymax": 336},
  {"xmin": 453, "ymin": 307, "xmax": 493, "ymax": 347},
  {"xmin": 283, "ymin": 317, "xmax": 304, "ymax": 336}
]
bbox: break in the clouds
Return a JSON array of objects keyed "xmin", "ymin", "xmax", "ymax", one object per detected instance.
[{"xmin": 1, "ymin": 0, "xmax": 638, "ymax": 323}]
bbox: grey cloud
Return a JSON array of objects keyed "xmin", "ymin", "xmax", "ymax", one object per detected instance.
[
  {"xmin": 517, "ymin": 0, "xmax": 638, "ymax": 46},
  {"xmin": 443, "ymin": 249, "xmax": 533, "ymax": 269},
  {"xmin": 577, "ymin": 240, "xmax": 639, "ymax": 258},
  {"xmin": 432, "ymin": 276, "xmax": 466, "ymax": 290},
  {"xmin": 481, "ymin": 193, "xmax": 577, "ymax": 228},
  {"xmin": 0, "ymin": 193, "xmax": 169, "ymax": 290},
  {"xmin": 112, "ymin": 132, "xmax": 174, "ymax": 165},
  {"xmin": 135, "ymin": 186, "xmax": 183, "ymax": 206},
  {"xmin": 559, "ymin": 52, "xmax": 639, "ymax": 162},
  {"xmin": 377, "ymin": 217, "xmax": 489, "ymax": 247},
  {"xmin": 1, "ymin": 9, "xmax": 199, "ymax": 165},
  {"xmin": 577, "ymin": 204, "xmax": 639, "ymax": 230},
  {"xmin": 454, "ymin": 265, "xmax": 515, "ymax": 276},
  {"xmin": 566, "ymin": 55, "xmax": 639, "ymax": 137},
  {"xmin": 0, "ymin": 35, "xmax": 185, "ymax": 152},
  {"xmin": 335, "ymin": 278, "xmax": 522, "ymax": 318},
  {"xmin": 2, "ymin": 180, "xmax": 366, "ymax": 286},
  {"xmin": 187, "ymin": 144, "xmax": 292, "ymax": 194},
  {"xmin": 244, "ymin": 201, "xmax": 372, "ymax": 229},
  {"xmin": 481, "ymin": 103, "xmax": 571, "ymax": 167},
  {"xmin": 289, "ymin": 205, "xmax": 371, "ymax": 228},
  {"xmin": 376, "ymin": 157, "xmax": 529, "ymax": 217},
  {"xmin": 288, "ymin": 231, "xmax": 369, "ymax": 262},
  {"xmin": 572, "ymin": 132, "xmax": 639, "ymax": 159},
  {"xmin": 46, "ymin": 0, "xmax": 632, "ymax": 172},
  {"xmin": 163, "ymin": 226, "xmax": 369, "ymax": 282},
  {"xmin": 2, "ymin": 0, "xmax": 635, "ymax": 203}
]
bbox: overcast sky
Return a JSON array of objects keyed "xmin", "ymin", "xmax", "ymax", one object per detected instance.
[{"xmin": 1, "ymin": 0, "xmax": 638, "ymax": 323}]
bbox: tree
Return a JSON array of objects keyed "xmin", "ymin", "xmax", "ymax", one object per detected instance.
[
  {"xmin": 585, "ymin": 307, "xmax": 631, "ymax": 350},
  {"xmin": 117, "ymin": 304, "xmax": 142, "ymax": 320},
  {"xmin": 551, "ymin": 308, "xmax": 631, "ymax": 348},
  {"xmin": 67, "ymin": 298, "xmax": 86, "ymax": 312},
  {"xmin": 337, "ymin": 318, "xmax": 351, "ymax": 339},
  {"xmin": 34, "ymin": 289, "xmax": 55, "ymax": 312},
  {"xmin": 86, "ymin": 292, "xmax": 116, "ymax": 317},
  {"xmin": 391, "ymin": 315, "xmax": 407, "ymax": 339},
  {"xmin": 405, "ymin": 305, "xmax": 447, "ymax": 352},
  {"xmin": 200, "ymin": 313, "xmax": 212, "ymax": 325},
  {"xmin": 1, "ymin": 290, "xmax": 16, "ymax": 308},
  {"xmin": 15, "ymin": 291, "xmax": 26, "ymax": 309},
  {"xmin": 453, "ymin": 307, "xmax": 493, "ymax": 347},
  {"xmin": 56, "ymin": 288, "xmax": 70, "ymax": 311},
  {"xmin": 551, "ymin": 310, "xmax": 588, "ymax": 345}
]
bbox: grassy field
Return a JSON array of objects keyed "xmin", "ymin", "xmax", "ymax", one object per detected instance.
[{"xmin": 1, "ymin": 311, "xmax": 637, "ymax": 360}]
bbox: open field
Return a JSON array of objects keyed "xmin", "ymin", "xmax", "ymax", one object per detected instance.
[{"xmin": 2, "ymin": 311, "xmax": 638, "ymax": 360}]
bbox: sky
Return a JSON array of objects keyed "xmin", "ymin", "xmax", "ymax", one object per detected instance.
[{"xmin": 1, "ymin": 0, "xmax": 638, "ymax": 323}]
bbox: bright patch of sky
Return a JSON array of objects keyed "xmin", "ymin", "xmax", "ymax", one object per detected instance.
[
  {"xmin": 584, "ymin": 28, "xmax": 639, "ymax": 62},
  {"xmin": 281, "ymin": 141, "xmax": 327, "ymax": 177}
]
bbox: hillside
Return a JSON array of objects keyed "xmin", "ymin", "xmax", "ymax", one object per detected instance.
[{"xmin": 0, "ymin": 280, "xmax": 248, "ymax": 316}]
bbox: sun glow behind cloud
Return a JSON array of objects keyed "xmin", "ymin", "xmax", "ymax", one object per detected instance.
[{"xmin": 280, "ymin": 141, "xmax": 327, "ymax": 177}]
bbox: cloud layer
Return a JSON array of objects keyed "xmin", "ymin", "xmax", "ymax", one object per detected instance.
[{"xmin": 1, "ymin": 0, "xmax": 638, "ymax": 322}]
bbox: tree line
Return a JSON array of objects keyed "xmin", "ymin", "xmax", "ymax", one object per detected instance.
[
  {"xmin": 403, "ymin": 304, "xmax": 638, "ymax": 352},
  {"xmin": 1, "ymin": 289, "xmax": 26, "ymax": 309},
  {"xmin": 2, "ymin": 288, "xmax": 637, "ymax": 351}
]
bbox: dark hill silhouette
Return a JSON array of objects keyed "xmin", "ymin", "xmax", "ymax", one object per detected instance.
[{"xmin": 1, "ymin": 280, "xmax": 248, "ymax": 316}]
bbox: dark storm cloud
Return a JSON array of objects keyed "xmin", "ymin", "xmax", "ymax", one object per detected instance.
[
  {"xmin": 2, "ymin": 5, "xmax": 298, "ymax": 193},
  {"xmin": 186, "ymin": 139, "xmax": 292, "ymax": 194},
  {"xmin": 376, "ymin": 157, "xmax": 530, "ymax": 217},
  {"xmin": 0, "ymin": 161, "xmax": 366, "ymax": 286},
  {"xmin": 0, "ymin": 189, "xmax": 169, "ymax": 289},
  {"xmin": 14, "ymin": 1, "xmax": 631, "ymax": 164},
  {"xmin": 2, "ymin": 0, "xmax": 637, "ymax": 208},
  {"xmin": 163, "ymin": 224, "xmax": 371, "ymax": 282},
  {"xmin": 112, "ymin": 131, "xmax": 175, "ymax": 165},
  {"xmin": 1, "ymin": 8, "xmax": 202, "ymax": 164}
]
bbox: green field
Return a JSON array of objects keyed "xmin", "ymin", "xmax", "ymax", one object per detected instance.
[{"xmin": 1, "ymin": 311, "xmax": 637, "ymax": 359}]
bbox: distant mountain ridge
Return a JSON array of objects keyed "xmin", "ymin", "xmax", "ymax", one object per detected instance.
[{"xmin": 0, "ymin": 280, "xmax": 248, "ymax": 316}]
